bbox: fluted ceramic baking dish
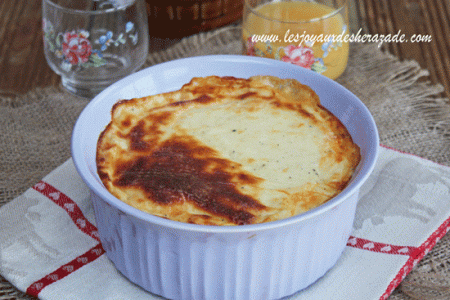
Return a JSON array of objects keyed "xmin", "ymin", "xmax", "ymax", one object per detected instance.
[{"xmin": 72, "ymin": 55, "xmax": 379, "ymax": 300}]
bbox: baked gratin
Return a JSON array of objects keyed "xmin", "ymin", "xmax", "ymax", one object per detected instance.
[{"xmin": 96, "ymin": 75, "xmax": 361, "ymax": 226}]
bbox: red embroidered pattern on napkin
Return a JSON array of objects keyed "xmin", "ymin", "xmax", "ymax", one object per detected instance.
[{"xmin": 26, "ymin": 182, "xmax": 105, "ymax": 297}]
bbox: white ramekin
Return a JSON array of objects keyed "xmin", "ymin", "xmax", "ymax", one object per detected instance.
[{"xmin": 72, "ymin": 55, "xmax": 379, "ymax": 300}]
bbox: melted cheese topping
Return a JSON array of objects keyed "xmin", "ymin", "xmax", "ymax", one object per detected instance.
[{"xmin": 96, "ymin": 76, "xmax": 361, "ymax": 225}]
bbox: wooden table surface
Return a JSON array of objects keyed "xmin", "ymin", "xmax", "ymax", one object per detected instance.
[
  {"xmin": 0, "ymin": 0, "xmax": 449, "ymax": 100},
  {"xmin": 354, "ymin": 0, "xmax": 450, "ymax": 100}
]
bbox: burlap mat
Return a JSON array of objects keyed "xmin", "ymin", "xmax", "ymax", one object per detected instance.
[{"xmin": 1, "ymin": 25, "xmax": 450, "ymax": 300}]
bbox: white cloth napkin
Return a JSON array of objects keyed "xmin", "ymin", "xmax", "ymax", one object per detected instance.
[{"xmin": 1, "ymin": 146, "xmax": 450, "ymax": 300}]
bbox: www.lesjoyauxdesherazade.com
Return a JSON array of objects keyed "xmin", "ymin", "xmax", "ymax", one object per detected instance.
[{"xmin": 251, "ymin": 29, "xmax": 432, "ymax": 48}]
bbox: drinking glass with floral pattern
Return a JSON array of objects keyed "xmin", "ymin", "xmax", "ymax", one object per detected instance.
[{"xmin": 42, "ymin": 0, "xmax": 148, "ymax": 98}]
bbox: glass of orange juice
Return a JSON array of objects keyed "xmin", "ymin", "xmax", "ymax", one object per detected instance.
[{"xmin": 243, "ymin": 0, "xmax": 349, "ymax": 80}]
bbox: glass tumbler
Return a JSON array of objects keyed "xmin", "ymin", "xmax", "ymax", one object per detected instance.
[
  {"xmin": 42, "ymin": 0, "xmax": 149, "ymax": 98},
  {"xmin": 243, "ymin": 0, "xmax": 349, "ymax": 80}
]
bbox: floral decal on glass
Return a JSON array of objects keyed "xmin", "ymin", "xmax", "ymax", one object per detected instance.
[
  {"xmin": 61, "ymin": 31, "xmax": 93, "ymax": 65},
  {"xmin": 43, "ymin": 19, "xmax": 138, "ymax": 71},
  {"xmin": 281, "ymin": 45, "xmax": 316, "ymax": 69},
  {"xmin": 245, "ymin": 26, "xmax": 346, "ymax": 75}
]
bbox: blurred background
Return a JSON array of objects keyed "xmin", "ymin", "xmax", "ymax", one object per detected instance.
[{"xmin": 0, "ymin": 0, "xmax": 448, "ymax": 99}]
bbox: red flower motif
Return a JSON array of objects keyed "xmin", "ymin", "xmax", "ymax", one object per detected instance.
[
  {"xmin": 281, "ymin": 45, "xmax": 315, "ymax": 69},
  {"xmin": 62, "ymin": 31, "xmax": 92, "ymax": 65}
]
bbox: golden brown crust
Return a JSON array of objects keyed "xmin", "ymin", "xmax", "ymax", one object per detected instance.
[{"xmin": 96, "ymin": 76, "xmax": 361, "ymax": 225}]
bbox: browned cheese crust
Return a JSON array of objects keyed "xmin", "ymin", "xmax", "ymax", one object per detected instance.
[{"xmin": 96, "ymin": 75, "xmax": 361, "ymax": 225}]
